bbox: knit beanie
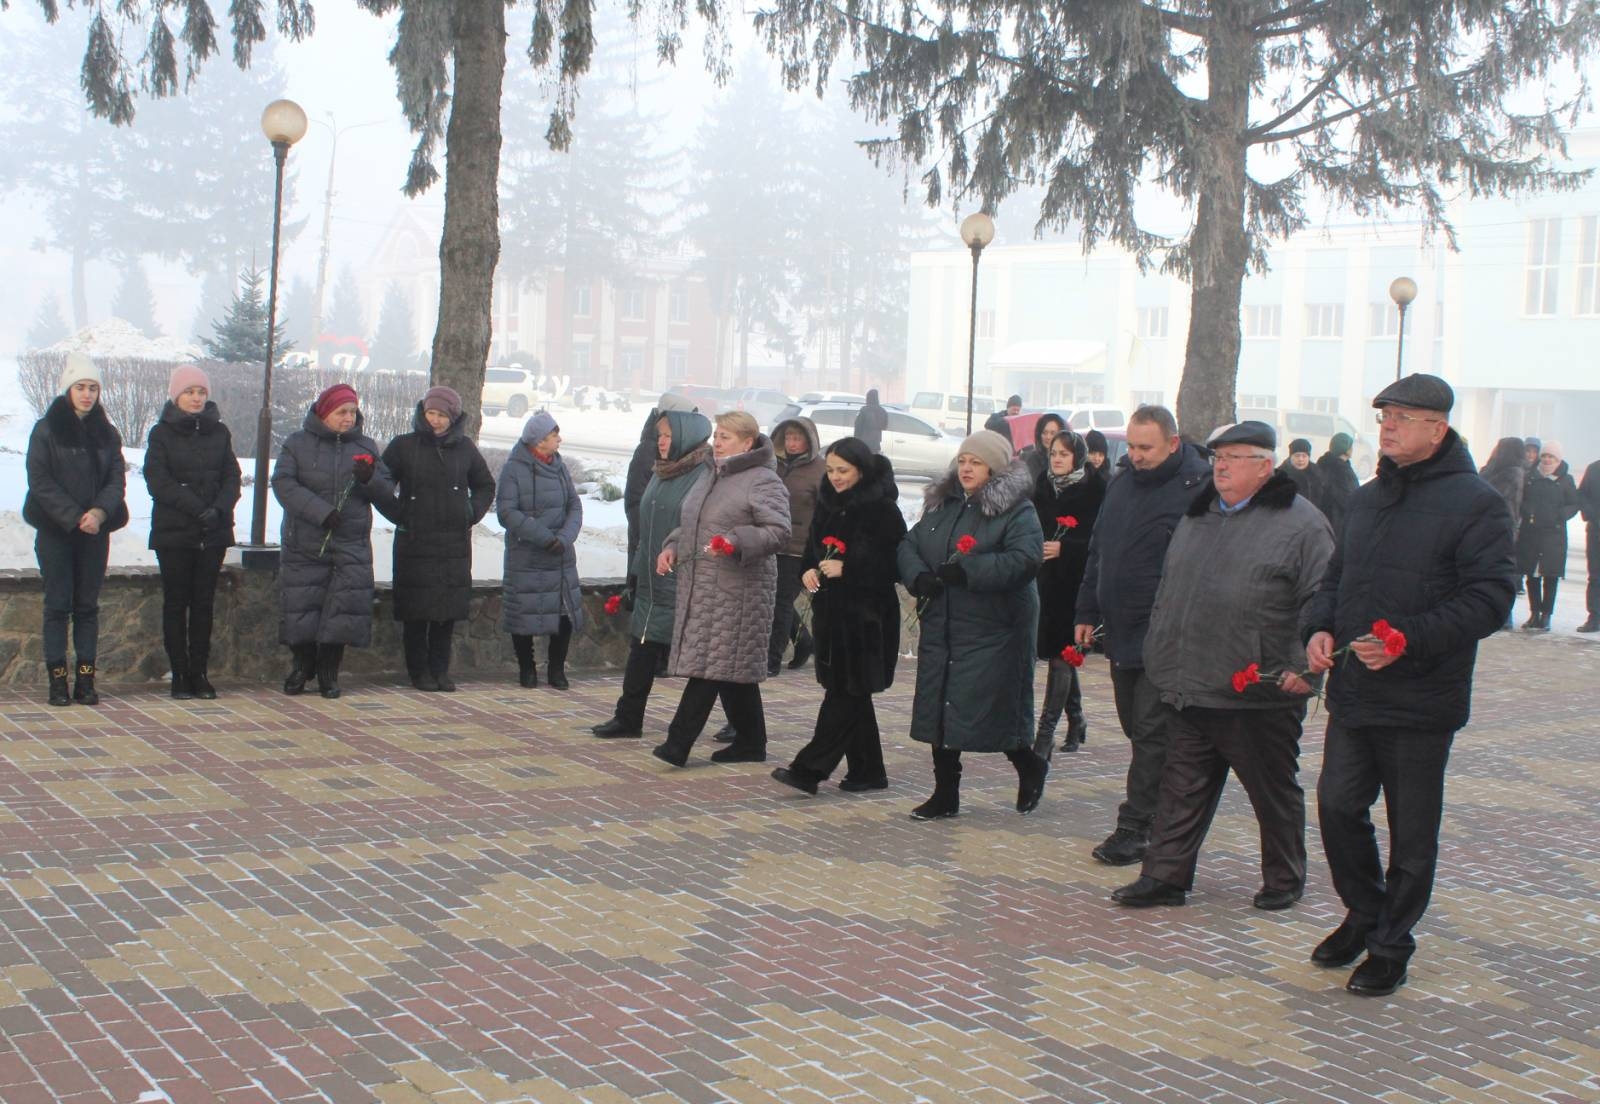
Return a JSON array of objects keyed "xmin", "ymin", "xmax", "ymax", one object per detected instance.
[
  {"xmin": 1085, "ymin": 429, "xmax": 1109, "ymax": 455},
  {"xmin": 59, "ymin": 352, "xmax": 101, "ymax": 393},
  {"xmin": 314, "ymin": 383, "xmax": 359, "ymax": 420},
  {"xmin": 1328, "ymin": 432, "xmax": 1353, "ymax": 457},
  {"xmin": 1541, "ymin": 440, "xmax": 1564, "ymax": 462},
  {"xmin": 657, "ymin": 392, "xmax": 697, "ymax": 413},
  {"xmin": 168, "ymin": 364, "xmax": 212, "ymax": 401},
  {"xmin": 956, "ymin": 429, "xmax": 1013, "ymax": 474},
  {"xmin": 422, "ymin": 385, "xmax": 462, "ymax": 420},
  {"xmin": 1289, "ymin": 437, "xmax": 1314, "ymax": 456},
  {"xmin": 520, "ymin": 410, "xmax": 559, "ymax": 447}
]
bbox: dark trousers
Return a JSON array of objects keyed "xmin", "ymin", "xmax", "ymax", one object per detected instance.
[
  {"xmin": 1109, "ymin": 662, "xmax": 1169, "ymax": 833},
  {"xmin": 35, "ymin": 528, "xmax": 110, "ymax": 664},
  {"xmin": 614, "ymin": 640, "xmax": 733, "ymax": 731},
  {"xmin": 1525, "ymin": 575, "xmax": 1559, "ymax": 618},
  {"xmin": 790, "ymin": 688, "xmax": 887, "ymax": 784},
  {"xmin": 155, "ymin": 545, "xmax": 227, "ymax": 673},
  {"xmin": 1587, "ymin": 523, "xmax": 1598, "ymax": 616},
  {"xmin": 1142, "ymin": 705, "xmax": 1307, "ymax": 894},
  {"xmin": 1318, "ymin": 720, "xmax": 1455, "ymax": 963},
  {"xmin": 667, "ymin": 678, "xmax": 766, "ymax": 753},
  {"xmin": 402, "ymin": 620, "xmax": 455, "ymax": 678},
  {"xmin": 767, "ymin": 554, "xmax": 806, "ymax": 667},
  {"xmin": 928, "ymin": 745, "xmax": 1039, "ymax": 793}
]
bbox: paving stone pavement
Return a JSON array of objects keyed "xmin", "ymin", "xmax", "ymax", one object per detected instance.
[{"xmin": 0, "ymin": 632, "xmax": 1595, "ymax": 1104}]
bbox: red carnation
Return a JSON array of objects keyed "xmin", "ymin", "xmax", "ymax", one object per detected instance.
[
  {"xmin": 1057, "ymin": 516, "xmax": 1078, "ymax": 529},
  {"xmin": 353, "ymin": 453, "xmax": 373, "ymax": 463},
  {"xmin": 708, "ymin": 535, "xmax": 735, "ymax": 556},
  {"xmin": 955, "ymin": 535, "xmax": 977, "ymax": 555},
  {"xmin": 1372, "ymin": 618, "xmax": 1393, "ymax": 640},
  {"xmin": 1231, "ymin": 662, "xmax": 1263, "ymax": 694},
  {"xmin": 604, "ymin": 595, "xmax": 622, "ymax": 616},
  {"xmin": 822, "ymin": 536, "xmax": 846, "ymax": 552},
  {"xmin": 1383, "ymin": 630, "xmax": 1407, "ymax": 657},
  {"xmin": 1060, "ymin": 644, "xmax": 1085, "ymax": 668}
]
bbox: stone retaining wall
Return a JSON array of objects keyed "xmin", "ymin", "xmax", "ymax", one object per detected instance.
[{"xmin": 0, "ymin": 566, "xmax": 633, "ymax": 687}]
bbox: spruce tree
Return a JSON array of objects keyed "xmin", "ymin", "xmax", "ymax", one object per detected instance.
[
  {"xmin": 112, "ymin": 260, "xmax": 162, "ymax": 338},
  {"xmin": 201, "ymin": 268, "xmax": 293, "ymax": 365},
  {"xmin": 369, "ymin": 283, "xmax": 420, "ymax": 373},
  {"xmin": 25, "ymin": 294, "xmax": 71, "ymax": 350}
]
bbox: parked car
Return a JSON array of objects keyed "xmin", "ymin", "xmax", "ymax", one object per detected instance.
[
  {"xmin": 1063, "ymin": 406, "xmax": 1128, "ymax": 432},
  {"xmin": 662, "ymin": 384, "xmax": 740, "ymax": 415},
  {"xmin": 481, "ymin": 365, "xmax": 542, "ymax": 418},
  {"xmin": 773, "ymin": 400, "xmax": 961, "ymax": 478},
  {"xmin": 730, "ymin": 388, "xmax": 792, "ymax": 430},
  {"xmin": 1240, "ymin": 407, "xmax": 1376, "ymax": 477},
  {"xmin": 797, "ymin": 390, "xmax": 867, "ymax": 405},
  {"xmin": 909, "ymin": 391, "xmax": 998, "ymax": 433}
]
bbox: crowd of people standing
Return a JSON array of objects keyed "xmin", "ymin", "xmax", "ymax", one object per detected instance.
[{"xmin": 21, "ymin": 359, "xmax": 1596, "ymax": 999}]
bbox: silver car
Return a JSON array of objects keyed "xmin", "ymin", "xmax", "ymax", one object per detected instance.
[{"xmin": 772, "ymin": 401, "xmax": 961, "ymax": 478}]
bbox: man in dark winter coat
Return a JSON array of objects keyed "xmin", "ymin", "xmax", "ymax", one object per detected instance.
[
  {"xmin": 1277, "ymin": 437, "xmax": 1324, "ymax": 515},
  {"xmin": 1314, "ymin": 432, "xmax": 1360, "ymax": 534},
  {"xmin": 1580, "ymin": 457, "xmax": 1600, "ymax": 632},
  {"xmin": 1111, "ymin": 421, "xmax": 1333, "ymax": 912},
  {"xmin": 1075, "ymin": 405, "xmax": 1211, "ymax": 867},
  {"xmin": 853, "ymin": 389, "xmax": 890, "ymax": 454},
  {"xmin": 1305, "ymin": 373, "xmax": 1514, "ymax": 998},
  {"xmin": 984, "ymin": 394, "xmax": 1023, "ymax": 443}
]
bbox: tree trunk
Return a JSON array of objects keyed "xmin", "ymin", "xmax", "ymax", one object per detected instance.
[
  {"xmin": 1175, "ymin": 12, "xmax": 1252, "ymax": 442},
  {"xmin": 428, "ymin": 0, "xmax": 506, "ymax": 440}
]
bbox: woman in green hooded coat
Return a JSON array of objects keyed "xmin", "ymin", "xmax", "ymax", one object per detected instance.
[{"xmin": 591, "ymin": 409, "xmax": 713, "ymax": 737}]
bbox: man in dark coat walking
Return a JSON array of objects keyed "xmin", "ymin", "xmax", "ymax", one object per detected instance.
[
  {"xmin": 1111, "ymin": 421, "xmax": 1333, "ymax": 912},
  {"xmin": 1075, "ymin": 405, "xmax": 1211, "ymax": 866},
  {"xmin": 852, "ymin": 389, "xmax": 889, "ymax": 454},
  {"xmin": 984, "ymin": 394, "xmax": 1022, "ymax": 444},
  {"xmin": 1305, "ymin": 373, "xmax": 1514, "ymax": 997},
  {"xmin": 1580, "ymin": 456, "xmax": 1600, "ymax": 632}
]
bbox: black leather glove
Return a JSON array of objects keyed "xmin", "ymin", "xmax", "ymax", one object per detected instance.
[
  {"xmin": 351, "ymin": 455, "xmax": 375, "ymax": 484},
  {"xmin": 622, "ymin": 575, "xmax": 637, "ymax": 612},
  {"xmin": 911, "ymin": 572, "xmax": 944, "ymax": 598},
  {"xmin": 936, "ymin": 561, "xmax": 968, "ymax": 586},
  {"xmin": 322, "ymin": 509, "xmax": 341, "ymax": 530},
  {"xmin": 197, "ymin": 508, "xmax": 221, "ymax": 529}
]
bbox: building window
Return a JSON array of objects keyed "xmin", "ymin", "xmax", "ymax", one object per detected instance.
[
  {"xmin": 669, "ymin": 286, "xmax": 689, "ymax": 324},
  {"xmin": 1137, "ymin": 306, "xmax": 1169, "ymax": 338},
  {"xmin": 570, "ymin": 343, "xmax": 591, "ymax": 378},
  {"xmin": 1301, "ymin": 395, "xmax": 1338, "ymax": 414},
  {"xmin": 1304, "ymin": 303, "xmax": 1344, "ymax": 339},
  {"xmin": 1130, "ymin": 390, "xmax": 1163, "ymax": 408},
  {"xmin": 1242, "ymin": 304, "xmax": 1281, "ymax": 338},
  {"xmin": 1503, "ymin": 399, "xmax": 1553, "ymax": 439},
  {"xmin": 1524, "ymin": 217, "xmax": 1561, "ymax": 316},
  {"xmin": 1239, "ymin": 394, "xmax": 1277, "ymax": 410},
  {"xmin": 976, "ymin": 308, "xmax": 996, "ymax": 339},
  {"xmin": 573, "ymin": 283, "xmax": 592, "ymax": 318},
  {"xmin": 1368, "ymin": 302, "xmax": 1400, "ymax": 339},
  {"xmin": 621, "ymin": 288, "xmax": 646, "ymax": 322},
  {"xmin": 1579, "ymin": 216, "xmax": 1600, "ymax": 316},
  {"xmin": 667, "ymin": 347, "xmax": 689, "ymax": 382},
  {"xmin": 619, "ymin": 347, "xmax": 645, "ymax": 382}
]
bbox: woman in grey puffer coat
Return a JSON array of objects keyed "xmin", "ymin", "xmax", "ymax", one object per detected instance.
[
  {"xmin": 898, "ymin": 429, "xmax": 1048, "ymax": 821},
  {"xmin": 498, "ymin": 411, "xmax": 584, "ymax": 689},
  {"xmin": 272, "ymin": 383, "xmax": 395, "ymax": 699},
  {"xmin": 590, "ymin": 409, "xmax": 714, "ymax": 738},
  {"xmin": 651, "ymin": 412, "xmax": 791, "ymax": 767}
]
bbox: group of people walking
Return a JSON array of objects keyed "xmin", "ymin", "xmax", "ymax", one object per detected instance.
[{"xmin": 19, "ymin": 359, "xmax": 1578, "ymax": 1000}]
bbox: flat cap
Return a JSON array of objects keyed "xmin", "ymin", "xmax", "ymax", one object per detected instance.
[
  {"xmin": 1206, "ymin": 420, "xmax": 1276, "ymax": 451},
  {"xmin": 1372, "ymin": 373, "xmax": 1453, "ymax": 414}
]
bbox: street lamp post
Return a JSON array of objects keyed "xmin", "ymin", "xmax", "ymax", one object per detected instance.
[
  {"xmin": 959, "ymin": 212, "xmax": 996, "ymax": 436},
  {"xmin": 246, "ymin": 98, "xmax": 308, "ymax": 563},
  {"xmin": 1389, "ymin": 276, "xmax": 1418, "ymax": 382}
]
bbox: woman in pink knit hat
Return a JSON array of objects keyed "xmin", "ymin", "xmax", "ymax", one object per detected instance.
[{"xmin": 143, "ymin": 365, "xmax": 241, "ymax": 698}]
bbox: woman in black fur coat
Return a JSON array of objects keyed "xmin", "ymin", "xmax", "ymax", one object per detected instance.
[
  {"xmin": 771, "ymin": 438, "xmax": 907, "ymax": 795},
  {"xmin": 1031, "ymin": 430, "xmax": 1105, "ymax": 758},
  {"xmin": 23, "ymin": 354, "xmax": 128, "ymax": 707}
]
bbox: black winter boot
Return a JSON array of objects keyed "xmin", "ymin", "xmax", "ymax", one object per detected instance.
[
  {"xmin": 1008, "ymin": 747, "xmax": 1048, "ymax": 814},
  {"xmin": 1523, "ymin": 577, "xmax": 1544, "ymax": 629},
  {"xmin": 1539, "ymin": 577, "xmax": 1560, "ymax": 630},
  {"xmin": 316, "ymin": 644, "xmax": 345, "ymax": 699},
  {"xmin": 189, "ymin": 665, "xmax": 217, "ymax": 700},
  {"xmin": 512, "ymin": 634, "xmax": 537, "ymax": 688},
  {"xmin": 47, "ymin": 662, "xmax": 71, "ymax": 707},
  {"xmin": 427, "ymin": 622, "xmax": 456, "ymax": 692},
  {"xmin": 171, "ymin": 671, "xmax": 193, "ymax": 700},
  {"xmin": 910, "ymin": 749, "xmax": 961, "ymax": 820},
  {"xmin": 402, "ymin": 622, "xmax": 436, "ymax": 691},
  {"xmin": 546, "ymin": 620, "xmax": 572, "ymax": 690},
  {"xmin": 787, "ymin": 624, "xmax": 814, "ymax": 670},
  {"xmin": 73, "ymin": 662, "xmax": 99, "ymax": 705},
  {"xmin": 284, "ymin": 645, "xmax": 317, "ymax": 695}
]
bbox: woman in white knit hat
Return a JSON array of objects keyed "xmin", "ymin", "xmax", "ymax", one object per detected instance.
[
  {"xmin": 22, "ymin": 353, "xmax": 128, "ymax": 706},
  {"xmin": 897, "ymin": 428, "xmax": 1048, "ymax": 820}
]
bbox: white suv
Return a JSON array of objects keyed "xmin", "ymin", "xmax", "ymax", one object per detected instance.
[
  {"xmin": 481, "ymin": 366, "xmax": 541, "ymax": 418},
  {"xmin": 773, "ymin": 401, "xmax": 959, "ymax": 478}
]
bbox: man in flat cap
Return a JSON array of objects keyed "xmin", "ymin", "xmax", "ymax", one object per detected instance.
[
  {"xmin": 1111, "ymin": 421, "xmax": 1333, "ymax": 910},
  {"xmin": 1303, "ymin": 373, "xmax": 1514, "ymax": 996}
]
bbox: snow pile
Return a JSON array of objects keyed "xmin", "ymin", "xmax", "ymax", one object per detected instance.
[{"xmin": 44, "ymin": 318, "xmax": 202, "ymax": 362}]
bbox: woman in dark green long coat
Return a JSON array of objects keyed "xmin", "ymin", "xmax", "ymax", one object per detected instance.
[
  {"xmin": 897, "ymin": 428, "xmax": 1047, "ymax": 821},
  {"xmin": 590, "ymin": 409, "xmax": 713, "ymax": 737}
]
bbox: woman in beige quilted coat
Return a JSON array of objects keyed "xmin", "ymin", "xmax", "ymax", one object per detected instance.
[{"xmin": 651, "ymin": 412, "xmax": 791, "ymax": 767}]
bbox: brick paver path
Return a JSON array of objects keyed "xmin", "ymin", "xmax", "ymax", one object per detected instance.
[{"xmin": 1, "ymin": 633, "xmax": 1595, "ymax": 1103}]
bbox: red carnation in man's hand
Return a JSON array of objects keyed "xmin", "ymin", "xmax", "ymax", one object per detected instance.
[
  {"xmin": 1383, "ymin": 630, "xmax": 1407, "ymax": 656},
  {"xmin": 1061, "ymin": 645, "xmax": 1085, "ymax": 668}
]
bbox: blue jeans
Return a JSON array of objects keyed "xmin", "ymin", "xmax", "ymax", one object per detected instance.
[{"xmin": 35, "ymin": 527, "xmax": 110, "ymax": 664}]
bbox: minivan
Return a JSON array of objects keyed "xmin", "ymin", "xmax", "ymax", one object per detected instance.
[{"xmin": 910, "ymin": 391, "xmax": 998, "ymax": 433}]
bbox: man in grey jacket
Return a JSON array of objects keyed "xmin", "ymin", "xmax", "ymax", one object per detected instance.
[{"xmin": 1110, "ymin": 421, "xmax": 1334, "ymax": 911}]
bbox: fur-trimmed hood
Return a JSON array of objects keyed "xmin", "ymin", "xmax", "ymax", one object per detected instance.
[
  {"xmin": 1185, "ymin": 471, "xmax": 1298, "ymax": 517},
  {"xmin": 924, "ymin": 457, "xmax": 1034, "ymax": 517}
]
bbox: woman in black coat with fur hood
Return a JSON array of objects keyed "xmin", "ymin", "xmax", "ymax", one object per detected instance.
[
  {"xmin": 23, "ymin": 354, "xmax": 128, "ymax": 706},
  {"xmin": 1031, "ymin": 430, "xmax": 1105, "ymax": 758},
  {"xmin": 144, "ymin": 366, "xmax": 241, "ymax": 700},
  {"xmin": 771, "ymin": 438, "xmax": 907, "ymax": 795}
]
